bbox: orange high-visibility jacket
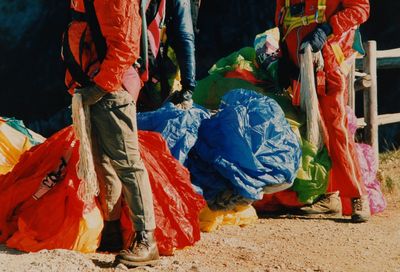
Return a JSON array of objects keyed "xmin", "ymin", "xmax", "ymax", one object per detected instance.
[
  {"xmin": 275, "ymin": 0, "xmax": 370, "ymax": 71},
  {"xmin": 276, "ymin": 0, "xmax": 370, "ymax": 201},
  {"xmin": 65, "ymin": 0, "xmax": 142, "ymax": 92}
]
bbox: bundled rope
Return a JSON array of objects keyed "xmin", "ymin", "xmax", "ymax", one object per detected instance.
[
  {"xmin": 71, "ymin": 93, "xmax": 99, "ymax": 203},
  {"xmin": 299, "ymin": 45, "xmax": 324, "ymax": 150}
]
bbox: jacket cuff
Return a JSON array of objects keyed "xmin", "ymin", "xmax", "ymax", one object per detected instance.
[{"xmin": 319, "ymin": 23, "xmax": 333, "ymax": 36}]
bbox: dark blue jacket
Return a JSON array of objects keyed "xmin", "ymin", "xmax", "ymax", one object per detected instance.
[{"xmin": 166, "ymin": 0, "xmax": 196, "ymax": 90}]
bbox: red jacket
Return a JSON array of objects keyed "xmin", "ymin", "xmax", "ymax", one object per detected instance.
[
  {"xmin": 65, "ymin": 0, "xmax": 142, "ymax": 92},
  {"xmin": 276, "ymin": 0, "xmax": 370, "ymax": 71}
]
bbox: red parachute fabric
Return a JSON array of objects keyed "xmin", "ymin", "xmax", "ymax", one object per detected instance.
[
  {"xmin": 121, "ymin": 131, "xmax": 205, "ymax": 255},
  {"xmin": 224, "ymin": 69, "xmax": 265, "ymax": 85},
  {"xmin": 0, "ymin": 127, "xmax": 90, "ymax": 251},
  {"xmin": 253, "ymin": 190, "xmax": 303, "ymax": 213},
  {"xmin": 0, "ymin": 126, "xmax": 205, "ymax": 255}
]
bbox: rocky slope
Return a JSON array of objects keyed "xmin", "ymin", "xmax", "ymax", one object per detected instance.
[{"xmin": 0, "ymin": 0, "xmax": 398, "ymax": 147}]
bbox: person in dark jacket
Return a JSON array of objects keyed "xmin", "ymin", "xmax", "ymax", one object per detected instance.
[
  {"xmin": 28, "ymin": 0, "xmax": 198, "ymax": 134},
  {"xmin": 138, "ymin": 0, "xmax": 197, "ymax": 111}
]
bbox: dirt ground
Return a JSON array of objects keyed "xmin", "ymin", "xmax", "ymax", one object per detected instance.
[
  {"xmin": 1, "ymin": 194, "xmax": 399, "ymax": 272},
  {"xmin": 1, "ymin": 151, "xmax": 399, "ymax": 272}
]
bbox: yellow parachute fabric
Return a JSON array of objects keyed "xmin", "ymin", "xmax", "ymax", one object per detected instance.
[
  {"xmin": 0, "ymin": 120, "xmax": 33, "ymax": 175},
  {"xmin": 199, "ymin": 205, "xmax": 258, "ymax": 232}
]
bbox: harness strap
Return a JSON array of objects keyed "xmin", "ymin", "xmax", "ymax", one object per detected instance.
[
  {"xmin": 281, "ymin": 0, "xmax": 327, "ymax": 40},
  {"xmin": 62, "ymin": 27, "xmax": 93, "ymax": 87},
  {"xmin": 63, "ymin": 0, "xmax": 106, "ymax": 87},
  {"xmin": 82, "ymin": 0, "xmax": 107, "ymax": 62},
  {"xmin": 71, "ymin": 10, "xmax": 86, "ymax": 22}
]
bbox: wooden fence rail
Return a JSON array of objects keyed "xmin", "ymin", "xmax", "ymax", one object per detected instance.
[{"xmin": 350, "ymin": 41, "xmax": 400, "ymax": 164}]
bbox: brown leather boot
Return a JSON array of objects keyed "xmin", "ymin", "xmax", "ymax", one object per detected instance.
[
  {"xmin": 116, "ymin": 230, "xmax": 159, "ymax": 267},
  {"xmin": 351, "ymin": 195, "xmax": 370, "ymax": 223},
  {"xmin": 299, "ymin": 191, "xmax": 342, "ymax": 215},
  {"xmin": 97, "ymin": 220, "xmax": 123, "ymax": 252}
]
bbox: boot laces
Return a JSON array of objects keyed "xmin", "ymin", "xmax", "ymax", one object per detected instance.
[
  {"xmin": 352, "ymin": 198, "xmax": 362, "ymax": 211},
  {"xmin": 131, "ymin": 232, "xmax": 151, "ymax": 252}
]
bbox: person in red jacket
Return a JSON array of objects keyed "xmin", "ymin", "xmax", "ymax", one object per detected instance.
[
  {"xmin": 62, "ymin": 0, "xmax": 159, "ymax": 266},
  {"xmin": 276, "ymin": 0, "xmax": 371, "ymax": 222}
]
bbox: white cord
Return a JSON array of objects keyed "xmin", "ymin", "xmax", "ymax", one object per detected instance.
[
  {"xmin": 300, "ymin": 45, "xmax": 324, "ymax": 150},
  {"xmin": 71, "ymin": 93, "xmax": 99, "ymax": 203}
]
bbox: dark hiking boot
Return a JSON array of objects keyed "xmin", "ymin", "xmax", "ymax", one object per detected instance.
[
  {"xmin": 97, "ymin": 220, "xmax": 123, "ymax": 252},
  {"xmin": 116, "ymin": 231, "xmax": 159, "ymax": 267},
  {"xmin": 300, "ymin": 191, "xmax": 342, "ymax": 215},
  {"xmin": 351, "ymin": 195, "xmax": 370, "ymax": 223}
]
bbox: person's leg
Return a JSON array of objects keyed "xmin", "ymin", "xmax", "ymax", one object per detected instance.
[
  {"xmin": 90, "ymin": 89, "xmax": 158, "ymax": 265},
  {"xmin": 319, "ymin": 69, "xmax": 370, "ymax": 222},
  {"xmin": 91, "ymin": 130, "xmax": 124, "ymax": 252},
  {"xmin": 91, "ymin": 90, "xmax": 156, "ymax": 231},
  {"xmin": 319, "ymin": 69, "xmax": 366, "ymax": 197}
]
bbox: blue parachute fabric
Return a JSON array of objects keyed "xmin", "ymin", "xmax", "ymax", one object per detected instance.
[
  {"xmin": 187, "ymin": 89, "xmax": 301, "ymax": 209},
  {"xmin": 137, "ymin": 102, "xmax": 210, "ymax": 164}
]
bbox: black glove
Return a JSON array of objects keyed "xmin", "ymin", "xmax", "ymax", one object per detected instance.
[
  {"xmin": 300, "ymin": 23, "xmax": 332, "ymax": 53},
  {"xmin": 74, "ymin": 84, "xmax": 107, "ymax": 106},
  {"xmin": 166, "ymin": 88, "xmax": 194, "ymax": 110}
]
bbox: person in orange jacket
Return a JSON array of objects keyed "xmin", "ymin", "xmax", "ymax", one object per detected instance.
[
  {"xmin": 62, "ymin": 0, "xmax": 159, "ymax": 267},
  {"xmin": 276, "ymin": 0, "xmax": 371, "ymax": 222}
]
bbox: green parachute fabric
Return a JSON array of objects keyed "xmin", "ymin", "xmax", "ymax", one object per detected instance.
[
  {"xmin": 193, "ymin": 45, "xmax": 331, "ymax": 207},
  {"xmin": 293, "ymin": 139, "xmax": 331, "ymax": 204}
]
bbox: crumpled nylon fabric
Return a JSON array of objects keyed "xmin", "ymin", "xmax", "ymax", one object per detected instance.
[
  {"xmin": 0, "ymin": 127, "xmax": 101, "ymax": 253},
  {"xmin": 199, "ymin": 205, "xmax": 258, "ymax": 233},
  {"xmin": 0, "ymin": 118, "xmax": 44, "ymax": 175},
  {"xmin": 344, "ymin": 107, "xmax": 386, "ymax": 215},
  {"xmin": 137, "ymin": 102, "xmax": 210, "ymax": 164},
  {"xmin": 121, "ymin": 131, "xmax": 205, "ymax": 255},
  {"xmin": 187, "ymin": 89, "xmax": 301, "ymax": 210},
  {"xmin": 0, "ymin": 126, "xmax": 204, "ymax": 255},
  {"xmin": 1, "ymin": 117, "xmax": 44, "ymax": 146},
  {"xmin": 292, "ymin": 139, "xmax": 331, "ymax": 204},
  {"xmin": 192, "ymin": 45, "xmax": 333, "ymax": 211}
]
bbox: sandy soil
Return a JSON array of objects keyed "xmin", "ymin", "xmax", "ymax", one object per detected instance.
[{"xmin": 1, "ymin": 195, "xmax": 399, "ymax": 272}]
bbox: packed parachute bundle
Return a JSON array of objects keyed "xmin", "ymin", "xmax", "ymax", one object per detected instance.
[
  {"xmin": 187, "ymin": 89, "xmax": 302, "ymax": 210},
  {"xmin": 0, "ymin": 117, "xmax": 45, "ymax": 175},
  {"xmin": 0, "ymin": 126, "xmax": 205, "ymax": 255},
  {"xmin": 253, "ymin": 27, "xmax": 280, "ymax": 81},
  {"xmin": 199, "ymin": 205, "xmax": 258, "ymax": 232},
  {"xmin": 137, "ymin": 102, "xmax": 210, "ymax": 164},
  {"xmin": 0, "ymin": 127, "xmax": 101, "ymax": 253},
  {"xmin": 192, "ymin": 31, "xmax": 333, "ymax": 210},
  {"xmin": 342, "ymin": 107, "xmax": 386, "ymax": 215}
]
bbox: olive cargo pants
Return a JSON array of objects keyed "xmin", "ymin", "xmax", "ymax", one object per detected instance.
[{"xmin": 90, "ymin": 90, "xmax": 156, "ymax": 231}]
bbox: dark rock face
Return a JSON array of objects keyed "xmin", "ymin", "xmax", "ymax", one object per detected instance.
[
  {"xmin": 0, "ymin": 0, "xmax": 70, "ymax": 122},
  {"xmin": 195, "ymin": 0, "xmax": 276, "ymax": 78},
  {"xmin": 0, "ymin": 0, "xmax": 398, "ymax": 148}
]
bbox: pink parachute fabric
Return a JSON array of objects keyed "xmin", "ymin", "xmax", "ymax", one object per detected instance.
[
  {"xmin": 343, "ymin": 107, "xmax": 386, "ymax": 215},
  {"xmin": 0, "ymin": 126, "xmax": 205, "ymax": 255}
]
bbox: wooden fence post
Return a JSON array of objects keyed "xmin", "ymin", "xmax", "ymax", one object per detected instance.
[
  {"xmin": 363, "ymin": 41, "xmax": 379, "ymax": 159},
  {"xmin": 348, "ymin": 59, "xmax": 356, "ymax": 111}
]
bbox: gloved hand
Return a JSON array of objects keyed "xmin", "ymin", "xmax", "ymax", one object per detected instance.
[
  {"xmin": 167, "ymin": 88, "xmax": 194, "ymax": 110},
  {"xmin": 74, "ymin": 84, "xmax": 107, "ymax": 106},
  {"xmin": 300, "ymin": 23, "xmax": 333, "ymax": 53}
]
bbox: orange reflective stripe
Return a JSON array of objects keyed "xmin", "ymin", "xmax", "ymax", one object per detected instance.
[{"xmin": 330, "ymin": 42, "xmax": 352, "ymax": 75}]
